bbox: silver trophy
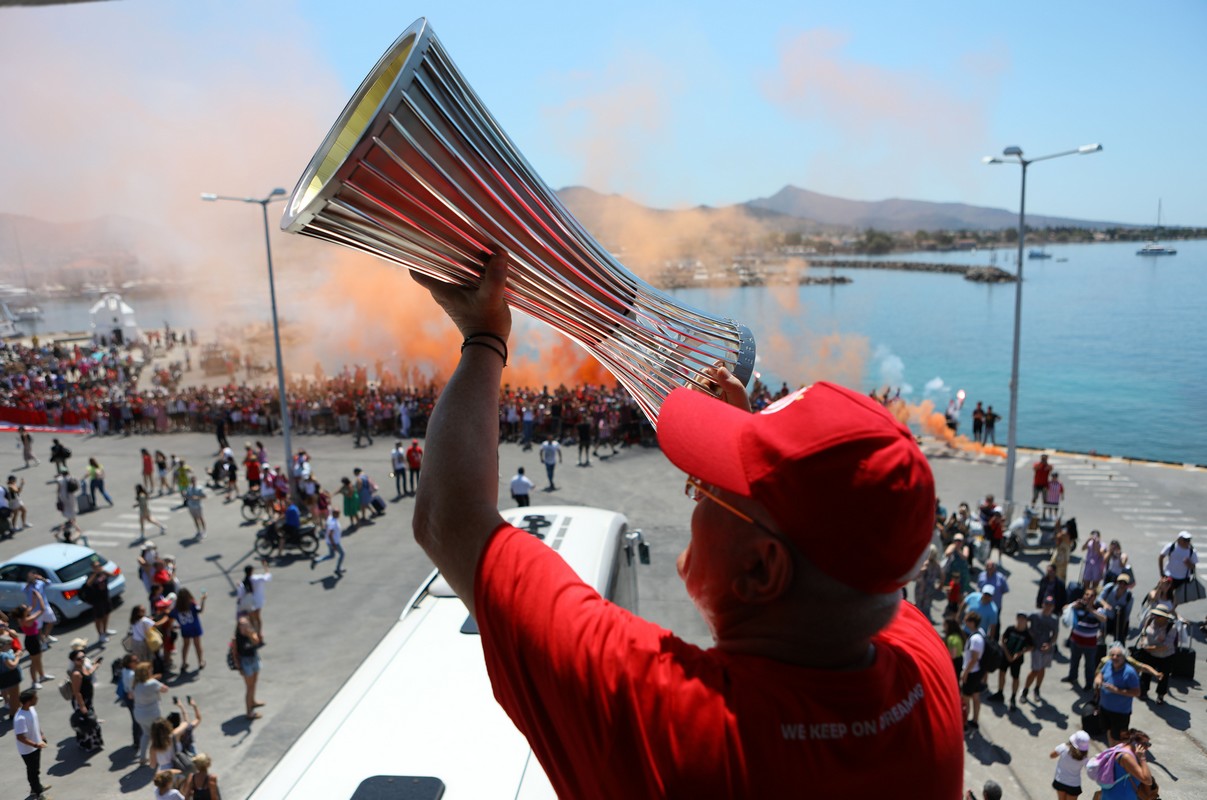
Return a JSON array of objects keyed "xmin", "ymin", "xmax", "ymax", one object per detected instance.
[{"xmin": 281, "ymin": 17, "xmax": 755, "ymax": 425}]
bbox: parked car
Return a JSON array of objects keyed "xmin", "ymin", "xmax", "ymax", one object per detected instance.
[{"xmin": 0, "ymin": 543, "xmax": 126, "ymax": 621}]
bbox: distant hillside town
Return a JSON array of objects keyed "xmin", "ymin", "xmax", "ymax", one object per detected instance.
[{"xmin": 1, "ymin": 185, "xmax": 1202, "ymax": 296}]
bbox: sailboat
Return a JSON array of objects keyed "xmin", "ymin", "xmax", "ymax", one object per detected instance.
[{"xmin": 1137, "ymin": 200, "xmax": 1177, "ymax": 256}]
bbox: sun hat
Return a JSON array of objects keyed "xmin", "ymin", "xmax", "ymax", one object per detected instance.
[
  {"xmin": 982, "ymin": 585, "xmax": 996, "ymax": 596},
  {"xmin": 1177, "ymin": 530, "xmax": 1192, "ymax": 541},
  {"xmin": 659, "ymin": 381, "xmax": 934, "ymax": 594},
  {"xmin": 1071, "ymin": 730, "xmax": 1091, "ymax": 751}
]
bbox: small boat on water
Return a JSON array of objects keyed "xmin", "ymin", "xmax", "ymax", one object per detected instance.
[
  {"xmin": 1137, "ymin": 241, "xmax": 1177, "ymax": 256},
  {"xmin": 1137, "ymin": 199, "xmax": 1177, "ymax": 256},
  {"xmin": 12, "ymin": 305, "xmax": 43, "ymax": 322},
  {"xmin": 1028, "ymin": 248, "xmax": 1053, "ymax": 260}
]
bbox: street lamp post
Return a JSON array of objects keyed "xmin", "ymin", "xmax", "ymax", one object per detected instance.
[
  {"xmin": 982, "ymin": 143, "xmax": 1102, "ymax": 514},
  {"xmin": 200, "ymin": 188, "xmax": 295, "ymax": 497}
]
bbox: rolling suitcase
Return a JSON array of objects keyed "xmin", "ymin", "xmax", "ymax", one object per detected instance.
[
  {"xmin": 370, "ymin": 495, "xmax": 387, "ymax": 516},
  {"xmin": 77, "ymin": 492, "xmax": 95, "ymax": 514},
  {"xmin": 1169, "ymin": 647, "xmax": 1196, "ymax": 679}
]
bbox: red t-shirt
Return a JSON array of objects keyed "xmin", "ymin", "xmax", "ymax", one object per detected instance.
[
  {"xmin": 476, "ymin": 524, "xmax": 964, "ymax": 799},
  {"xmin": 1033, "ymin": 461, "xmax": 1053, "ymax": 487}
]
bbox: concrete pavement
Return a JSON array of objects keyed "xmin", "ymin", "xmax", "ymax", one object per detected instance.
[{"xmin": 0, "ymin": 428, "xmax": 1204, "ymax": 799}]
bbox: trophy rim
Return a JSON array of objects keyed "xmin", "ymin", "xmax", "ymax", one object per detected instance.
[{"xmin": 280, "ymin": 17, "xmax": 432, "ymax": 233}]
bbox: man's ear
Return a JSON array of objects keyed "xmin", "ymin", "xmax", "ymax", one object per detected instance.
[{"xmin": 731, "ymin": 535, "xmax": 794, "ymax": 604}]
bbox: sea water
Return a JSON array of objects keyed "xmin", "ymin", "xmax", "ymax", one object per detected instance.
[{"xmin": 672, "ymin": 239, "xmax": 1207, "ymax": 465}]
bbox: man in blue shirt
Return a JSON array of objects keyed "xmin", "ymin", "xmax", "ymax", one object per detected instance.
[
  {"xmin": 1094, "ymin": 641, "xmax": 1140, "ymax": 745},
  {"xmin": 978, "ymin": 560, "xmax": 1009, "ymax": 604},
  {"xmin": 962, "ymin": 585, "xmax": 1000, "ymax": 640},
  {"xmin": 277, "ymin": 502, "xmax": 302, "ymax": 560}
]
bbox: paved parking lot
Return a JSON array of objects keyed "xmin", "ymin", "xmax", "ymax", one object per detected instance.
[{"xmin": 1, "ymin": 429, "xmax": 1204, "ymax": 798}]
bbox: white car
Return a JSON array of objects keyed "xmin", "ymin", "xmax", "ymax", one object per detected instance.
[{"xmin": 0, "ymin": 543, "xmax": 126, "ymax": 620}]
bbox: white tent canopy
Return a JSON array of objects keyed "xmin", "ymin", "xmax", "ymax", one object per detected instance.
[{"xmin": 89, "ymin": 292, "xmax": 141, "ymax": 344}]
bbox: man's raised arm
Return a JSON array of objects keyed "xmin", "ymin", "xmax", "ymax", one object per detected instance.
[{"xmin": 411, "ymin": 252, "xmax": 512, "ymax": 617}]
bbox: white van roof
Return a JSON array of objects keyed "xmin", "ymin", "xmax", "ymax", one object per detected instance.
[{"xmin": 247, "ymin": 506, "xmax": 630, "ymax": 800}]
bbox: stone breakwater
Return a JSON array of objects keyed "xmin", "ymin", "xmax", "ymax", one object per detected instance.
[{"xmin": 806, "ymin": 260, "xmax": 1017, "ymax": 283}]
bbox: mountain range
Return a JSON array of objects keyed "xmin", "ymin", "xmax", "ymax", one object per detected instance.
[{"xmin": 0, "ymin": 185, "xmax": 1136, "ymax": 278}]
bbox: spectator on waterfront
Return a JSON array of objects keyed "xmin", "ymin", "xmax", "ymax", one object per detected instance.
[
  {"xmin": 83, "ymin": 559, "xmax": 117, "ymax": 643},
  {"xmin": 23, "ymin": 570, "xmax": 57, "ymax": 646},
  {"xmin": 7, "ymin": 475, "xmax": 28, "ymax": 530},
  {"xmin": 989, "ymin": 612, "xmax": 1034, "ymax": 709},
  {"xmin": 1064, "ymin": 588, "xmax": 1104, "ymax": 690},
  {"xmin": 183, "ymin": 477, "xmax": 207, "ymax": 540},
  {"xmin": 312, "ymin": 508, "xmax": 345, "ymax": 576},
  {"xmin": 155, "ymin": 450, "xmax": 171, "ymax": 495},
  {"xmin": 337, "ymin": 477, "xmax": 360, "ymax": 529},
  {"xmin": 131, "ymin": 661, "xmax": 169, "ymax": 765},
  {"xmin": 1103, "ymin": 539, "xmax": 1131, "ymax": 586},
  {"xmin": 234, "ymin": 612, "xmax": 265, "ymax": 720},
  {"xmin": 391, "ymin": 441, "xmax": 407, "ymax": 498},
  {"xmin": 509, "ymin": 467, "xmax": 534, "ymax": 507},
  {"xmin": 1021, "ymin": 596, "xmax": 1059, "ymax": 702},
  {"xmin": 236, "ymin": 562, "xmax": 271, "ymax": 636},
  {"xmin": 979, "ymin": 560, "xmax": 1010, "ymax": 604},
  {"xmin": 14, "ymin": 688, "xmax": 50, "ymax": 799},
  {"xmin": 18, "ymin": 426, "xmax": 39, "ymax": 468},
  {"xmin": 56, "ymin": 472, "xmax": 80, "ymax": 542},
  {"xmin": 1099, "ymin": 574, "xmax": 1134, "ymax": 642},
  {"xmin": 0, "ymin": 634, "xmax": 23, "ymax": 717},
  {"xmin": 183, "ymin": 753, "xmax": 222, "ymax": 800},
  {"xmin": 153, "ymin": 768, "xmax": 185, "ymax": 799},
  {"xmin": 1043, "ymin": 471, "xmax": 1065, "ymax": 517},
  {"xmin": 142, "ymin": 448, "xmax": 155, "ymax": 492},
  {"xmin": 961, "ymin": 610, "xmax": 988, "ymax": 731},
  {"xmin": 1136, "ymin": 608, "xmax": 1177, "ymax": 704},
  {"xmin": 171, "ymin": 589, "xmax": 206, "ymax": 673},
  {"xmin": 86, "ymin": 457, "xmax": 115, "ymax": 507},
  {"xmin": 68, "ymin": 647, "xmax": 103, "ymax": 751},
  {"xmin": 1031, "ymin": 453, "xmax": 1053, "ymax": 505},
  {"xmin": 1081, "ymin": 529, "xmax": 1106, "ymax": 588},
  {"xmin": 1158, "ymin": 531, "xmax": 1198, "ymax": 593},
  {"xmin": 914, "ymin": 544, "xmax": 942, "ymax": 615},
  {"xmin": 1036, "ymin": 563, "xmax": 1068, "ymax": 610},
  {"xmin": 1097, "ymin": 729, "xmax": 1154, "ymax": 799},
  {"xmin": 50, "ymin": 437, "xmax": 72, "ymax": 474},
  {"xmin": 13, "ymin": 605, "xmax": 50, "ymax": 688},
  {"xmin": 405, "ymin": 439, "xmax": 423, "ymax": 494},
  {"xmin": 962, "ymin": 585, "xmax": 1001, "ymax": 641},
  {"xmin": 1051, "ymin": 523, "xmax": 1073, "ymax": 582},
  {"xmin": 971, "ymin": 402, "xmax": 985, "ymax": 443},
  {"xmin": 983, "ymin": 406, "xmax": 1000, "ymax": 445},
  {"xmin": 1100, "ymin": 651, "xmax": 1144, "ymax": 743},
  {"xmin": 576, "ymin": 416, "xmax": 592, "ymax": 466},
  {"xmin": 538, "ymin": 434, "xmax": 561, "ymax": 490},
  {"xmin": 1049, "ymin": 730, "xmax": 1090, "ymax": 800}
]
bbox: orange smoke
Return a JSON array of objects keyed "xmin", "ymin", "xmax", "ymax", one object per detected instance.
[
  {"xmin": 761, "ymin": 330, "xmax": 869, "ymax": 390},
  {"xmin": 902, "ymin": 399, "xmax": 1006, "ymax": 458}
]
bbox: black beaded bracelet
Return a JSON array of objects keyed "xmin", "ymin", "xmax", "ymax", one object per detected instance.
[
  {"xmin": 461, "ymin": 339, "xmax": 507, "ymax": 365},
  {"xmin": 464, "ymin": 332, "xmax": 509, "ymax": 364}
]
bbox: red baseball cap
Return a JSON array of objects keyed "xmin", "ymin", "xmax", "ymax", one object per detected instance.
[{"xmin": 659, "ymin": 381, "xmax": 935, "ymax": 594}]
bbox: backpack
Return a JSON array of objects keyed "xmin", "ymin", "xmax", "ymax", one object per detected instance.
[
  {"xmin": 978, "ymin": 631, "xmax": 1005, "ymax": 673},
  {"xmin": 1086, "ymin": 744, "xmax": 1129, "ymax": 788}
]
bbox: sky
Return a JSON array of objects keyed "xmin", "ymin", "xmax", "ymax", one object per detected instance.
[
  {"xmin": 0, "ymin": 0, "xmax": 1202, "ymax": 393},
  {"xmin": 1, "ymin": 0, "xmax": 1205, "ymax": 228}
]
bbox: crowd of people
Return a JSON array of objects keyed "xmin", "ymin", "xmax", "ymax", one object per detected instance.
[
  {"xmin": 912, "ymin": 455, "xmax": 1200, "ymax": 798},
  {"xmin": 1, "ymin": 541, "xmax": 231, "ymax": 799}
]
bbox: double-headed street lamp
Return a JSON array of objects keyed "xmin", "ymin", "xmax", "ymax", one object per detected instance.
[
  {"xmin": 200, "ymin": 188, "xmax": 295, "ymax": 496},
  {"xmin": 982, "ymin": 143, "xmax": 1102, "ymax": 513}
]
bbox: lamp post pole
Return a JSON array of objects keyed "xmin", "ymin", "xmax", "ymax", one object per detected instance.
[
  {"xmin": 200, "ymin": 188, "xmax": 295, "ymax": 498},
  {"xmin": 982, "ymin": 144, "xmax": 1102, "ymax": 514}
]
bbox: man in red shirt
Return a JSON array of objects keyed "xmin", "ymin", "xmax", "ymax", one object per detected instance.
[
  {"xmin": 411, "ymin": 253, "xmax": 964, "ymax": 798},
  {"xmin": 404, "ymin": 440, "xmax": 423, "ymax": 495},
  {"xmin": 1032, "ymin": 453, "xmax": 1053, "ymax": 506}
]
